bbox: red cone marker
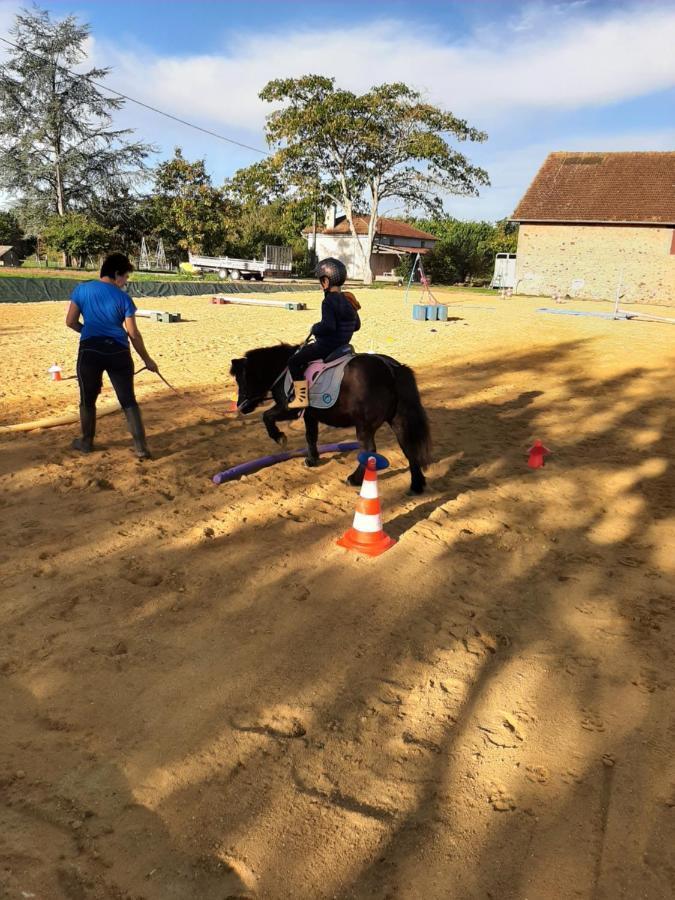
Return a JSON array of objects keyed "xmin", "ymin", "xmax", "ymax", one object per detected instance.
[{"xmin": 527, "ymin": 440, "xmax": 551, "ymax": 468}]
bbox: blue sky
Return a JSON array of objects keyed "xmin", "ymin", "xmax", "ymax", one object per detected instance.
[{"xmin": 1, "ymin": 0, "xmax": 674, "ymax": 221}]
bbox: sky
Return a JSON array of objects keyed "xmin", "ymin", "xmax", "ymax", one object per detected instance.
[{"xmin": 1, "ymin": 0, "xmax": 674, "ymax": 221}]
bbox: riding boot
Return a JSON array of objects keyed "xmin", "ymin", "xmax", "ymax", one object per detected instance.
[
  {"xmin": 123, "ymin": 405, "xmax": 152, "ymax": 459},
  {"xmin": 72, "ymin": 404, "xmax": 96, "ymax": 453},
  {"xmin": 288, "ymin": 380, "xmax": 309, "ymax": 409}
]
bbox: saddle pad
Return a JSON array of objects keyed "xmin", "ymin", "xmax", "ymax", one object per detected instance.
[{"xmin": 284, "ymin": 355, "xmax": 354, "ymax": 409}]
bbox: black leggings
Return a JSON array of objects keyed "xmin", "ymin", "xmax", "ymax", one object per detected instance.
[
  {"xmin": 77, "ymin": 337, "xmax": 137, "ymax": 409},
  {"xmin": 288, "ymin": 343, "xmax": 330, "ymax": 380}
]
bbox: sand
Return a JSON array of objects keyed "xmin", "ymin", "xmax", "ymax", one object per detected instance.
[{"xmin": 1, "ymin": 287, "xmax": 674, "ymax": 900}]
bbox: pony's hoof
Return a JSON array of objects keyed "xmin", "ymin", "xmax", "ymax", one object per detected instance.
[
  {"xmin": 304, "ymin": 457, "xmax": 319, "ymax": 468},
  {"xmin": 275, "ymin": 434, "xmax": 288, "ymax": 448},
  {"xmin": 346, "ymin": 475, "xmax": 363, "ymax": 488}
]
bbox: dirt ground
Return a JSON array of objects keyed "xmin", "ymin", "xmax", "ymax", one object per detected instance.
[{"xmin": 1, "ymin": 288, "xmax": 674, "ymax": 900}]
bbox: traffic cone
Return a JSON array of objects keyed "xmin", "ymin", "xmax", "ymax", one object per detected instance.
[
  {"xmin": 48, "ymin": 363, "xmax": 62, "ymax": 382},
  {"xmin": 527, "ymin": 439, "xmax": 551, "ymax": 468},
  {"xmin": 337, "ymin": 454, "xmax": 396, "ymax": 556}
]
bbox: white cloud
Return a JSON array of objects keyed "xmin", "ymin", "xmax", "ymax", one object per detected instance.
[
  {"xmin": 87, "ymin": 2, "xmax": 675, "ymax": 138},
  {"xmin": 1, "ymin": 1, "xmax": 673, "ymax": 222}
]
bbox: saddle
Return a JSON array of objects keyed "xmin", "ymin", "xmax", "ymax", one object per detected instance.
[{"xmin": 284, "ymin": 345, "xmax": 354, "ymax": 409}]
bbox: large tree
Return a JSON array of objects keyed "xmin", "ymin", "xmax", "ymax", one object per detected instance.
[
  {"xmin": 428, "ymin": 220, "xmax": 495, "ymax": 283},
  {"xmin": 408, "ymin": 216, "xmax": 520, "ymax": 284},
  {"xmin": 0, "ymin": 6, "xmax": 152, "ymax": 247},
  {"xmin": 0, "ymin": 210, "xmax": 23, "ymax": 246},
  {"xmin": 224, "ymin": 164, "xmax": 315, "ymax": 271},
  {"xmin": 42, "ymin": 212, "xmax": 113, "ymax": 268},
  {"xmin": 247, "ymin": 75, "xmax": 489, "ymax": 283},
  {"xmin": 150, "ymin": 149, "xmax": 229, "ymax": 258}
]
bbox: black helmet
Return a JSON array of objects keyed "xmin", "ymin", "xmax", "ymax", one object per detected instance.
[{"xmin": 315, "ymin": 257, "xmax": 347, "ymax": 287}]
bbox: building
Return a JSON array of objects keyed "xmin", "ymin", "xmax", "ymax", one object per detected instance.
[
  {"xmin": 511, "ymin": 152, "xmax": 675, "ymax": 304},
  {"xmin": 304, "ymin": 208, "xmax": 438, "ymax": 281},
  {"xmin": 0, "ymin": 245, "xmax": 20, "ymax": 267}
]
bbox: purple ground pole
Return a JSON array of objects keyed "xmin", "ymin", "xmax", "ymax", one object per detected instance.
[{"xmin": 212, "ymin": 441, "xmax": 360, "ymax": 484}]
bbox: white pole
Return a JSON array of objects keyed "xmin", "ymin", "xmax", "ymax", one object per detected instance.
[
  {"xmin": 613, "ymin": 271, "xmax": 623, "ymax": 320},
  {"xmin": 404, "ymin": 253, "xmax": 420, "ymax": 304}
]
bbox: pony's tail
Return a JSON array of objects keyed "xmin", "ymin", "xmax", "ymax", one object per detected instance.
[{"xmin": 392, "ymin": 364, "xmax": 432, "ymax": 469}]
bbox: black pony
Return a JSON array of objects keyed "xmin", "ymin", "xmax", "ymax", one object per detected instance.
[{"xmin": 230, "ymin": 344, "xmax": 432, "ymax": 493}]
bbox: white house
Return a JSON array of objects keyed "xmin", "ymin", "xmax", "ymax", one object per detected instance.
[{"xmin": 303, "ymin": 209, "xmax": 438, "ymax": 281}]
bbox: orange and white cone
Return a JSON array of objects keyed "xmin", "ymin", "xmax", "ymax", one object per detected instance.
[
  {"xmin": 337, "ymin": 456, "xmax": 396, "ymax": 557},
  {"xmin": 48, "ymin": 363, "xmax": 62, "ymax": 382}
]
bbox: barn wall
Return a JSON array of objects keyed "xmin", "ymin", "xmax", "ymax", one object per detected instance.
[{"xmin": 515, "ymin": 224, "xmax": 675, "ymax": 305}]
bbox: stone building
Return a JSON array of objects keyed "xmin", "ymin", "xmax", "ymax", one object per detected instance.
[{"xmin": 511, "ymin": 152, "xmax": 675, "ymax": 305}]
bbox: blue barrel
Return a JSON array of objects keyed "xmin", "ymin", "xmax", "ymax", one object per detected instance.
[
  {"xmin": 425, "ymin": 305, "xmax": 438, "ymax": 320},
  {"xmin": 436, "ymin": 304, "xmax": 449, "ymax": 321},
  {"xmin": 412, "ymin": 304, "xmax": 426, "ymax": 321}
]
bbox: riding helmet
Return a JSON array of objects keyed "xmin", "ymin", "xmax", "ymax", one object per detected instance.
[{"xmin": 315, "ymin": 257, "xmax": 347, "ymax": 287}]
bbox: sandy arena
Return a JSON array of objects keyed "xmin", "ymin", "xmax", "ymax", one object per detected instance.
[{"xmin": 1, "ymin": 288, "xmax": 674, "ymax": 899}]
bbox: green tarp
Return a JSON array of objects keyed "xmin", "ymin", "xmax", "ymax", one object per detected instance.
[{"xmin": 0, "ymin": 277, "xmax": 318, "ymax": 303}]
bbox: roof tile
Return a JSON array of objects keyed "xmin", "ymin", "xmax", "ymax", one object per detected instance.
[
  {"xmin": 304, "ymin": 216, "xmax": 438, "ymax": 241},
  {"xmin": 512, "ymin": 152, "xmax": 675, "ymax": 224}
]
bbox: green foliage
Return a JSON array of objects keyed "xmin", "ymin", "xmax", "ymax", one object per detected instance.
[
  {"xmin": 0, "ymin": 210, "xmax": 23, "ymax": 245},
  {"xmin": 408, "ymin": 217, "xmax": 519, "ymax": 283},
  {"xmin": 234, "ymin": 75, "xmax": 489, "ymax": 283},
  {"xmin": 42, "ymin": 213, "xmax": 113, "ymax": 265},
  {"xmin": 88, "ymin": 190, "xmax": 156, "ymax": 257},
  {"xmin": 150, "ymin": 149, "xmax": 229, "ymax": 257},
  {"xmin": 224, "ymin": 169, "xmax": 314, "ymax": 269},
  {"xmin": 395, "ymin": 254, "xmax": 414, "ymax": 280},
  {"xmin": 492, "ymin": 218, "xmax": 519, "ymax": 255},
  {"xmin": 0, "ymin": 6, "xmax": 152, "ymax": 232}
]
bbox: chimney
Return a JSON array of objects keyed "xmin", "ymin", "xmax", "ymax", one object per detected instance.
[{"xmin": 324, "ymin": 204, "xmax": 337, "ymax": 230}]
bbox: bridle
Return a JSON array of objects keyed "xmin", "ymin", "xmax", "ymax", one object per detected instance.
[{"xmin": 235, "ymin": 338, "xmax": 308, "ymax": 411}]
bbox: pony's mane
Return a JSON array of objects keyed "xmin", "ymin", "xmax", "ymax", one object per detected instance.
[{"xmin": 244, "ymin": 342, "xmax": 298, "ymax": 370}]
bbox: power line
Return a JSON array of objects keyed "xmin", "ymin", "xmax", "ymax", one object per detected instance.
[{"xmin": 0, "ymin": 35, "xmax": 269, "ymax": 157}]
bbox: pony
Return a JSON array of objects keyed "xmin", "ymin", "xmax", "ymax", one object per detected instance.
[{"xmin": 230, "ymin": 344, "xmax": 431, "ymax": 493}]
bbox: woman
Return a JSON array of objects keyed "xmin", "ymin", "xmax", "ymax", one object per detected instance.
[
  {"xmin": 65, "ymin": 252, "xmax": 157, "ymax": 459},
  {"xmin": 287, "ymin": 257, "xmax": 361, "ymax": 409}
]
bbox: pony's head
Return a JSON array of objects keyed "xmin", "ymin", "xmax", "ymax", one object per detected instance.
[{"xmin": 230, "ymin": 343, "xmax": 297, "ymax": 414}]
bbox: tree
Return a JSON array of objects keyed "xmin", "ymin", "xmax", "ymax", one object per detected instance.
[
  {"xmin": 492, "ymin": 217, "xmax": 519, "ymax": 255},
  {"xmin": 0, "ymin": 6, "xmax": 152, "ymax": 250},
  {"xmin": 88, "ymin": 189, "xmax": 156, "ymax": 257},
  {"xmin": 224, "ymin": 165, "xmax": 315, "ymax": 271},
  {"xmin": 42, "ymin": 212, "xmax": 113, "ymax": 267},
  {"xmin": 0, "ymin": 210, "xmax": 23, "ymax": 246},
  {"xmin": 407, "ymin": 217, "xmax": 519, "ymax": 284},
  {"xmin": 247, "ymin": 75, "xmax": 489, "ymax": 283},
  {"xmin": 151, "ymin": 149, "xmax": 229, "ymax": 257}
]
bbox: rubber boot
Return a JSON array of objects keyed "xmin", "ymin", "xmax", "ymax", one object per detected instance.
[
  {"xmin": 123, "ymin": 405, "xmax": 152, "ymax": 459},
  {"xmin": 72, "ymin": 404, "xmax": 96, "ymax": 453},
  {"xmin": 287, "ymin": 380, "xmax": 309, "ymax": 409}
]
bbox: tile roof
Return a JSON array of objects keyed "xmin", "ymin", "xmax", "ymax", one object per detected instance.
[
  {"xmin": 512, "ymin": 152, "xmax": 675, "ymax": 225},
  {"xmin": 304, "ymin": 216, "xmax": 438, "ymax": 241}
]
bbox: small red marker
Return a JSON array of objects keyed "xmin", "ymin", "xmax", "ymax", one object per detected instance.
[{"xmin": 527, "ymin": 439, "xmax": 551, "ymax": 468}]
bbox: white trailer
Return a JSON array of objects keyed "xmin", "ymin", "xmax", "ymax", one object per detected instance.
[
  {"xmin": 188, "ymin": 244, "xmax": 292, "ymax": 281},
  {"xmin": 490, "ymin": 253, "xmax": 517, "ymax": 289}
]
